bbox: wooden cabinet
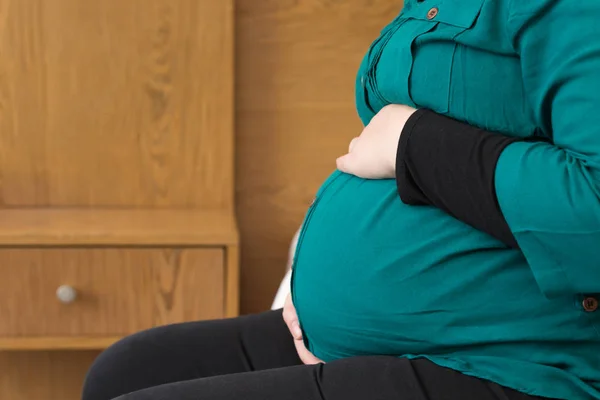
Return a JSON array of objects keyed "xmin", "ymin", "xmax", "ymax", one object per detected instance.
[
  {"xmin": 0, "ymin": 0, "xmax": 236, "ymax": 399},
  {"xmin": 0, "ymin": 210, "xmax": 239, "ymax": 399}
]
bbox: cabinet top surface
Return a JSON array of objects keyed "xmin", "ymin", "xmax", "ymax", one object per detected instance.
[{"xmin": 0, "ymin": 209, "xmax": 238, "ymax": 246}]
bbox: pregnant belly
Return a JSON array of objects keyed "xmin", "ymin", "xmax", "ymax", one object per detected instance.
[{"xmin": 291, "ymin": 171, "xmax": 537, "ymax": 361}]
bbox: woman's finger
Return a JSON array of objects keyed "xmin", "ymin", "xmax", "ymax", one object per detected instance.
[
  {"xmin": 294, "ymin": 339, "xmax": 323, "ymax": 365},
  {"xmin": 283, "ymin": 295, "xmax": 303, "ymax": 340},
  {"xmin": 349, "ymin": 137, "xmax": 359, "ymax": 152},
  {"xmin": 336, "ymin": 153, "xmax": 354, "ymax": 173},
  {"xmin": 290, "ymin": 321, "xmax": 302, "ymax": 340}
]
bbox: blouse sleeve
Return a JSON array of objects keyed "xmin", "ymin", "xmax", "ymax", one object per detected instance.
[
  {"xmin": 396, "ymin": 0, "xmax": 600, "ymax": 297},
  {"xmin": 497, "ymin": 0, "xmax": 600, "ymax": 296}
]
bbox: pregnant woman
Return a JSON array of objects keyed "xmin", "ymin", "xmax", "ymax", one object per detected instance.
[{"xmin": 83, "ymin": 1, "xmax": 600, "ymax": 399}]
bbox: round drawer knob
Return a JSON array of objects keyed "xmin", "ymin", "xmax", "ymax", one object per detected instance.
[{"xmin": 56, "ymin": 285, "xmax": 77, "ymax": 304}]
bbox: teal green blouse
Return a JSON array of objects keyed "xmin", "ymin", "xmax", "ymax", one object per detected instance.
[{"xmin": 292, "ymin": 0, "xmax": 600, "ymax": 399}]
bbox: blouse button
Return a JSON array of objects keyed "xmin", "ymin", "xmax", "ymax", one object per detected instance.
[
  {"xmin": 427, "ymin": 7, "xmax": 438, "ymax": 20},
  {"xmin": 583, "ymin": 296, "xmax": 599, "ymax": 312}
]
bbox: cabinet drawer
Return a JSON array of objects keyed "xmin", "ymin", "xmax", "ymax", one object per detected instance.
[{"xmin": 0, "ymin": 248, "xmax": 224, "ymax": 337}]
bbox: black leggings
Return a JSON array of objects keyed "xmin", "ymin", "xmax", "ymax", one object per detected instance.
[{"xmin": 82, "ymin": 310, "xmax": 546, "ymax": 400}]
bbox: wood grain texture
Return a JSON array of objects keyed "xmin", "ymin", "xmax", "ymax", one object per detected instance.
[
  {"xmin": 0, "ymin": 336, "xmax": 119, "ymax": 350},
  {"xmin": 0, "ymin": 0, "xmax": 235, "ymax": 399},
  {"xmin": 236, "ymin": 0, "xmax": 402, "ymax": 313},
  {"xmin": 0, "ymin": 351, "xmax": 99, "ymax": 400},
  {"xmin": 153, "ymin": 247, "xmax": 225, "ymax": 325},
  {"xmin": 225, "ymin": 244, "xmax": 240, "ymax": 317},
  {"xmin": 0, "ymin": 248, "xmax": 224, "ymax": 337},
  {"xmin": 0, "ymin": 0, "xmax": 234, "ymax": 208},
  {"xmin": 0, "ymin": 209, "xmax": 238, "ymax": 246}
]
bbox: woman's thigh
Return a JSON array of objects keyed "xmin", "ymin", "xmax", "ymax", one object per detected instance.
[
  {"xmin": 114, "ymin": 357, "xmax": 544, "ymax": 400},
  {"xmin": 82, "ymin": 310, "xmax": 300, "ymax": 400}
]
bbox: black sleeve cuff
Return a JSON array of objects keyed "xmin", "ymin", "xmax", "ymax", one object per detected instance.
[{"xmin": 395, "ymin": 109, "xmax": 521, "ymax": 249}]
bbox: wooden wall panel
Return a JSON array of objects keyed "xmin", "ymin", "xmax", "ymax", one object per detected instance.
[
  {"xmin": 236, "ymin": 0, "xmax": 402, "ymax": 313},
  {"xmin": 0, "ymin": 0, "xmax": 233, "ymax": 208}
]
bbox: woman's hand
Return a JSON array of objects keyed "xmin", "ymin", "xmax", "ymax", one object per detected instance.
[
  {"xmin": 336, "ymin": 104, "xmax": 418, "ymax": 179},
  {"xmin": 282, "ymin": 293, "xmax": 323, "ymax": 365}
]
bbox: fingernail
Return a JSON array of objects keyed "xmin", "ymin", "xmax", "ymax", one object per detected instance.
[{"xmin": 292, "ymin": 322, "xmax": 302, "ymax": 339}]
